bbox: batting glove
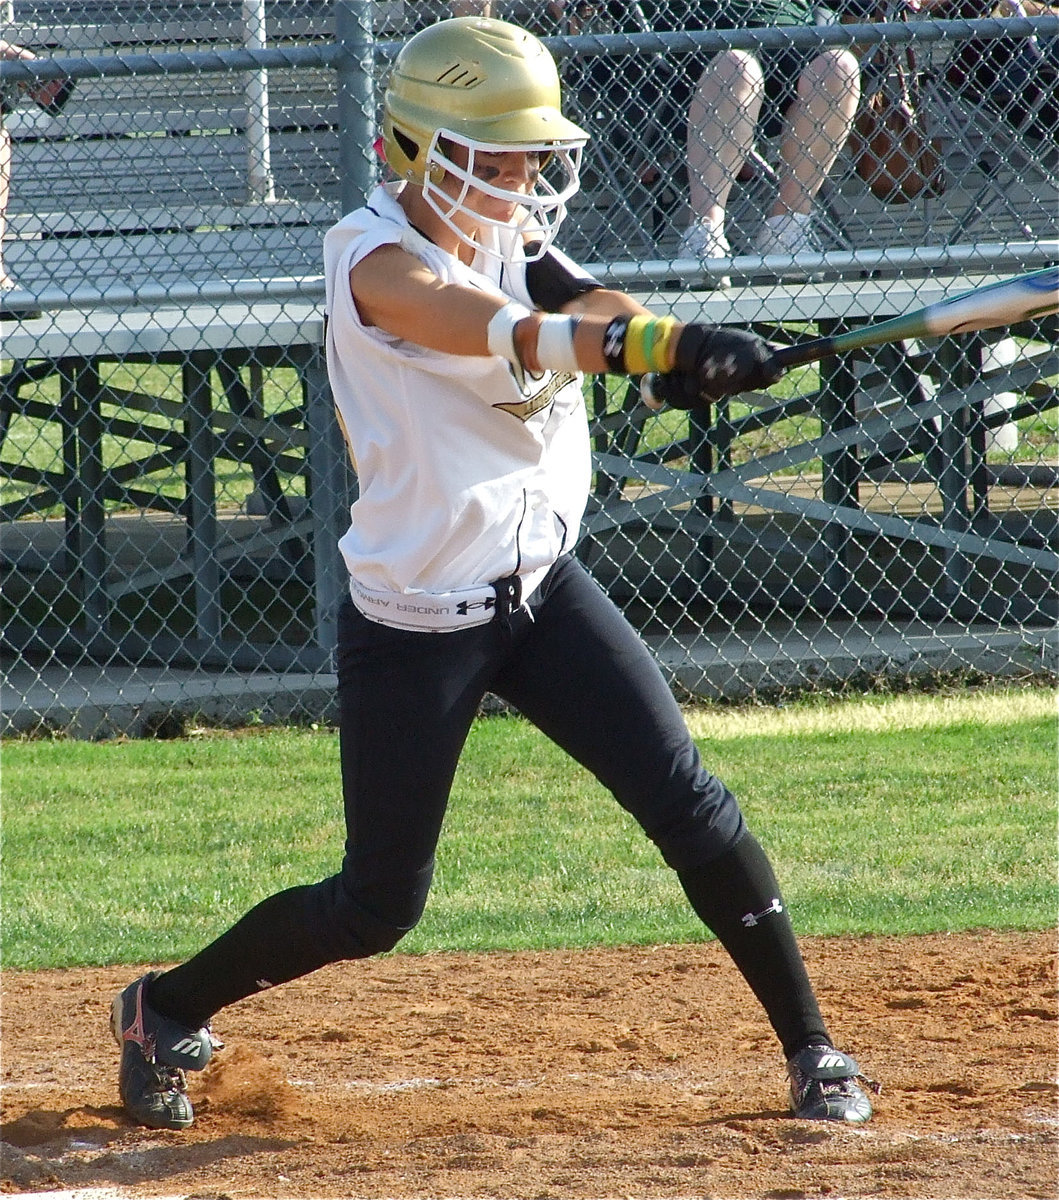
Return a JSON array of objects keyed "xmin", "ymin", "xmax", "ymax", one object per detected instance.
[
  {"xmin": 640, "ymin": 368, "xmax": 703, "ymax": 410},
  {"xmin": 671, "ymin": 324, "xmax": 786, "ymax": 403}
]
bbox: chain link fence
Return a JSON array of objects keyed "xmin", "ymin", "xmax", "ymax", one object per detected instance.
[{"xmin": 2, "ymin": 0, "xmax": 1056, "ymax": 735}]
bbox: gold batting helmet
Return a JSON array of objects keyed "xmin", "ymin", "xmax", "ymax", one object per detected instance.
[{"xmin": 382, "ymin": 17, "xmax": 588, "ymax": 262}]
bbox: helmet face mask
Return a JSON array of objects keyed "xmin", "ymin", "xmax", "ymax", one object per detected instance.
[
  {"xmin": 381, "ymin": 17, "xmax": 589, "ymax": 264},
  {"xmin": 421, "ymin": 128, "xmax": 583, "ymax": 263}
]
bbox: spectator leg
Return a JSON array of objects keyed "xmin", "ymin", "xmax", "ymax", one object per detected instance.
[
  {"xmin": 773, "ymin": 48, "xmax": 860, "ymax": 218},
  {"xmin": 686, "ymin": 50, "xmax": 764, "ymax": 232}
]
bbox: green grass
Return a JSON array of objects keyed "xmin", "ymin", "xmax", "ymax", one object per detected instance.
[{"xmin": 2, "ymin": 684, "xmax": 1054, "ymax": 969}]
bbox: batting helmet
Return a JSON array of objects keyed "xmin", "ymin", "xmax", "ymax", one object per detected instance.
[{"xmin": 381, "ymin": 17, "xmax": 589, "ymax": 262}]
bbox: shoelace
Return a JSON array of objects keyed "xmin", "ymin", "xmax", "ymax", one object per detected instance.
[
  {"xmin": 794, "ymin": 1068, "xmax": 882, "ymax": 1103},
  {"xmin": 817, "ymin": 1077, "xmax": 860, "ymax": 1100},
  {"xmin": 149, "ymin": 1061, "xmax": 188, "ymax": 1095}
]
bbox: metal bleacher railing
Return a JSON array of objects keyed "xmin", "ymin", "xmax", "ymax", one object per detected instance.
[{"xmin": 1, "ymin": 0, "xmax": 1056, "ymax": 735}]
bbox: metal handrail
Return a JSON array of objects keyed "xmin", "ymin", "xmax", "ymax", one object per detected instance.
[{"xmin": 1, "ymin": 16, "xmax": 1057, "ymax": 81}]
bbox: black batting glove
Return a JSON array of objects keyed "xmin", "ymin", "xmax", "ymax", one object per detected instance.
[
  {"xmin": 641, "ymin": 369, "xmax": 703, "ymax": 410},
  {"xmin": 672, "ymin": 324, "xmax": 785, "ymax": 402}
]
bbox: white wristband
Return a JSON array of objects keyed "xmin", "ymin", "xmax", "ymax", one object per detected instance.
[
  {"xmin": 535, "ymin": 314, "xmax": 581, "ymax": 373},
  {"xmin": 486, "ymin": 302, "xmax": 533, "ymax": 368}
]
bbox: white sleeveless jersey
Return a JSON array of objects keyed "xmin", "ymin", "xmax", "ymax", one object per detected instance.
[{"xmin": 323, "ymin": 183, "xmax": 591, "ymax": 627}]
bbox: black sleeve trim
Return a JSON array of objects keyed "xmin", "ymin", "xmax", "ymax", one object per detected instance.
[{"xmin": 524, "ymin": 242, "xmax": 605, "ymax": 312}]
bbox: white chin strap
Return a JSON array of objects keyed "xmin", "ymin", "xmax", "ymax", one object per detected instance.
[{"xmin": 421, "ymin": 129, "xmax": 584, "ymax": 264}]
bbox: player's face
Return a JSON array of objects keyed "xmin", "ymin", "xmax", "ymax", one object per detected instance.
[
  {"xmin": 442, "ymin": 143, "xmax": 542, "ymax": 222},
  {"xmin": 419, "ymin": 126, "xmax": 581, "ymax": 264}
]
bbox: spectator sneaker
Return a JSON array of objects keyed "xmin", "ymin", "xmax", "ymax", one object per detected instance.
[
  {"xmin": 677, "ymin": 222, "xmax": 732, "ymax": 289},
  {"xmin": 753, "ymin": 213, "xmax": 817, "ymax": 280},
  {"xmin": 786, "ymin": 1044, "xmax": 876, "ymax": 1123},
  {"xmin": 110, "ymin": 971, "xmax": 216, "ymax": 1130}
]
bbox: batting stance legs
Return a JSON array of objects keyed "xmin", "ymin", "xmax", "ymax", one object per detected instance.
[{"xmin": 117, "ymin": 557, "xmax": 872, "ymax": 1129}]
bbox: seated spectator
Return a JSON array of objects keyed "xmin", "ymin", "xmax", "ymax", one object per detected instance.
[
  {"xmin": 673, "ymin": 2, "xmax": 861, "ymax": 280},
  {"xmin": 924, "ymin": 0, "xmax": 1058, "ymax": 145},
  {"xmin": 534, "ymin": 3, "xmax": 860, "ymax": 283}
]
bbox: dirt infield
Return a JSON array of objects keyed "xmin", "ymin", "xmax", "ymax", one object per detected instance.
[{"xmin": 1, "ymin": 930, "xmax": 1055, "ymax": 1199}]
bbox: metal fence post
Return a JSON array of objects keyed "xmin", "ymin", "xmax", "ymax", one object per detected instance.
[
  {"xmin": 183, "ymin": 354, "xmax": 222, "ymax": 645},
  {"xmin": 243, "ymin": 0, "xmax": 276, "ymax": 203},
  {"xmin": 935, "ymin": 336, "xmax": 974, "ymax": 609},
  {"xmin": 334, "ymin": 0, "xmax": 375, "ymax": 218},
  {"xmin": 74, "ymin": 363, "xmax": 108, "ymax": 641},
  {"xmin": 818, "ymin": 320, "xmax": 861, "ymax": 604}
]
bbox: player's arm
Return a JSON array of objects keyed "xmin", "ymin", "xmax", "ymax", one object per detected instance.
[
  {"xmin": 511, "ymin": 244, "xmax": 784, "ymax": 400},
  {"xmin": 350, "ymin": 243, "xmax": 517, "ymax": 356},
  {"xmin": 349, "ymin": 242, "xmax": 782, "ymax": 403},
  {"xmin": 347, "ymin": 242, "xmax": 633, "ymax": 363},
  {"xmin": 516, "ymin": 291, "xmax": 785, "ymax": 404}
]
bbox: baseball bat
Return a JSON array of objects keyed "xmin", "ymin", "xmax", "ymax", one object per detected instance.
[{"xmin": 769, "ymin": 266, "xmax": 1059, "ymax": 370}]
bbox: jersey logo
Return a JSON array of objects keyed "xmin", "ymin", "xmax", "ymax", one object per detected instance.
[{"xmin": 494, "ymin": 371, "xmax": 577, "ymax": 422}]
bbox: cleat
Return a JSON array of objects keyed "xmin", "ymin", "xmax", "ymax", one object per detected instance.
[
  {"xmin": 787, "ymin": 1044, "xmax": 876, "ymax": 1123},
  {"xmin": 110, "ymin": 971, "xmax": 215, "ymax": 1130}
]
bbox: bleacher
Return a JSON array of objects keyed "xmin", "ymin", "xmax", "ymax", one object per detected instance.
[
  {"xmin": 2, "ymin": 0, "xmax": 356, "ymax": 299},
  {"xmin": 1, "ymin": 1, "xmax": 1056, "ymax": 700},
  {"xmin": 552, "ymin": 15, "xmax": 1059, "ymax": 270},
  {"xmin": 4, "ymin": 4, "xmax": 1056, "ymax": 293}
]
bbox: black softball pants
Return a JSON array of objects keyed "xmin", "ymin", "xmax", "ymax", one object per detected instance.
[
  {"xmin": 151, "ymin": 555, "xmax": 828, "ymax": 1055},
  {"xmin": 317, "ymin": 553, "xmax": 745, "ymax": 960}
]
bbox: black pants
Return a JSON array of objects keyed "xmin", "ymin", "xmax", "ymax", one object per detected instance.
[
  {"xmin": 312, "ymin": 554, "xmax": 745, "ymax": 961},
  {"xmin": 151, "ymin": 554, "xmax": 829, "ymax": 1053}
]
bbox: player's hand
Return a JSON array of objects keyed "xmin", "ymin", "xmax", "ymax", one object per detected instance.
[
  {"xmin": 671, "ymin": 324, "xmax": 786, "ymax": 402},
  {"xmin": 639, "ymin": 369, "xmax": 702, "ymax": 411}
]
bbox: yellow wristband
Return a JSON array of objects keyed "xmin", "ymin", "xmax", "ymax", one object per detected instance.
[
  {"xmin": 623, "ymin": 315, "xmax": 654, "ymax": 375},
  {"xmin": 649, "ymin": 316, "xmax": 679, "ymax": 372},
  {"xmin": 622, "ymin": 315, "xmax": 680, "ymax": 374}
]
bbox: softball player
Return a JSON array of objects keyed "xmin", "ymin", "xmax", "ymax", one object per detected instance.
[{"xmin": 110, "ymin": 16, "xmax": 874, "ymax": 1132}]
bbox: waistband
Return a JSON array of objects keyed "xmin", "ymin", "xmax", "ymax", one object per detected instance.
[{"xmin": 349, "ymin": 563, "xmax": 552, "ymax": 632}]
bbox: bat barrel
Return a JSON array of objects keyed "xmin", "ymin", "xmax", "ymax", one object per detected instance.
[
  {"xmin": 771, "ymin": 267, "xmax": 1059, "ymax": 371},
  {"xmin": 648, "ymin": 268, "xmax": 1059, "ymax": 400}
]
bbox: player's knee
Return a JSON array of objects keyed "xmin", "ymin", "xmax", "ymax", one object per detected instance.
[
  {"xmin": 346, "ymin": 914, "xmax": 414, "ymax": 957},
  {"xmin": 306, "ymin": 873, "xmax": 427, "ymax": 958},
  {"xmin": 649, "ymin": 776, "xmax": 747, "ymax": 873}
]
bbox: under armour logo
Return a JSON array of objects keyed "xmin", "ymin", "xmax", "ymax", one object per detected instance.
[
  {"xmin": 456, "ymin": 597, "xmax": 495, "ymax": 616},
  {"xmin": 741, "ymin": 898, "xmax": 783, "ymax": 928},
  {"xmin": 602, "ymin": 325, "xmax": 625, "ymax": 360}
]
